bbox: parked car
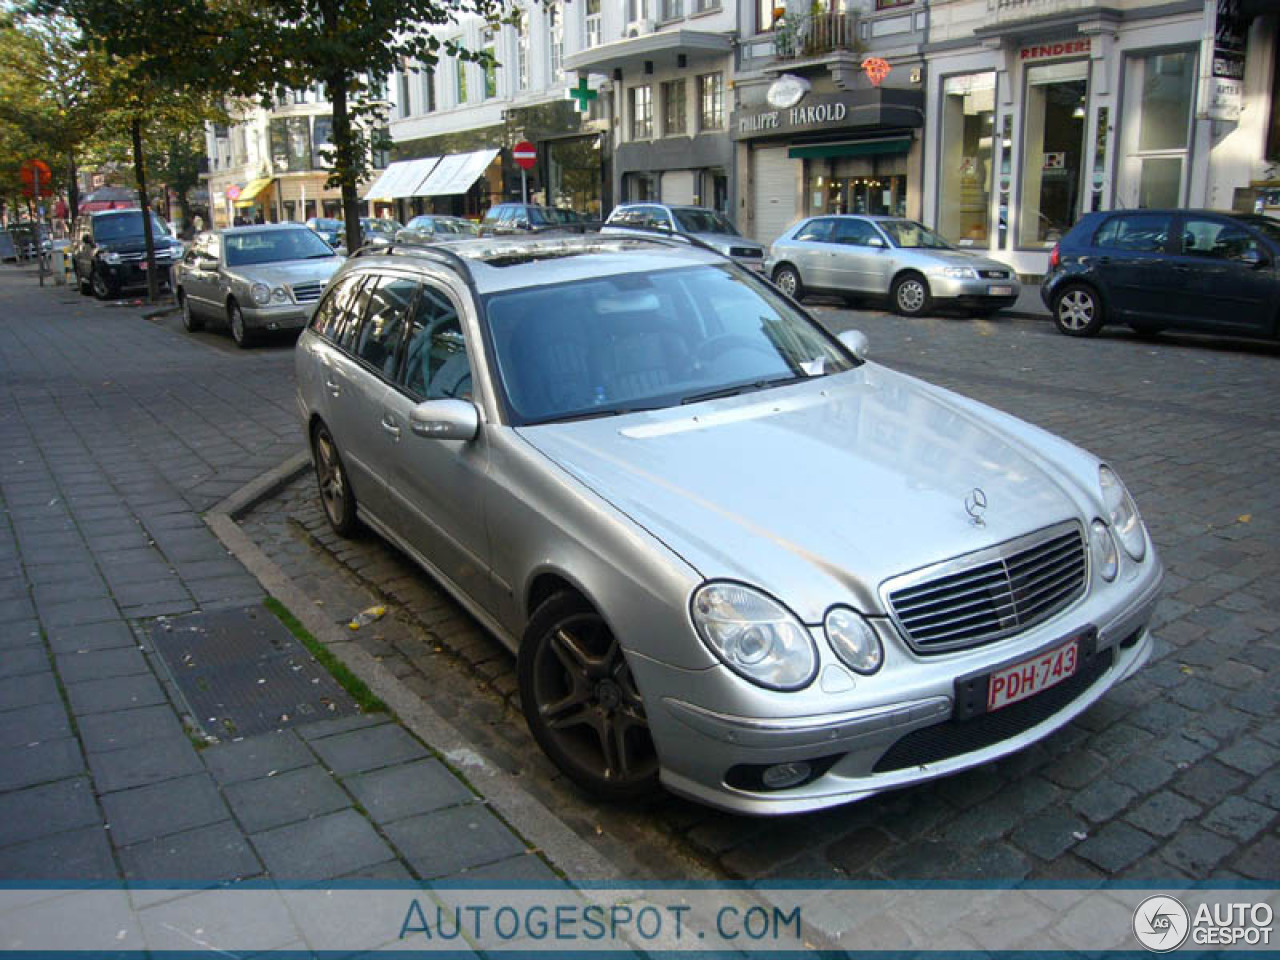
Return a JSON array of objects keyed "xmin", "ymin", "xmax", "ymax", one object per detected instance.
[
  {"xmin": 175, "ymin": 223, "xmax": 342, "ymax": 348},
  {"xmin": 482, "ymin": 203, "xmax": 585, "ymax": 235},
  {"xmin": 550, "ymin": 208, "xmax": 602, "ymax": 231},
  {"xmin": 396, "ymin": 215, "xmax": 481, "ymax": 245},
  {"xmin": 306, "ymin": 217, "xmax": 344, "ymax": 249},
  {"xmin": 359, "ymin": 217, "xmax": 402, "ymax": 249},
  {"xmin": 71, "ymin": 209, "xmax": 184, "ymax": 300},
  {"xmin": 604, "ymin": 204, "xmax": 765, "ymax": 272},
  {"xmin": 768, "ymin": 215, "xmax": 1020, "ymax": 317},
  {"xmin": 295, "ymin": 233, "xmax": 1160, "ymax": 814},
  {"xmin": 1042, "ymin": 209, "xmax": 1280, "ymax": 339}
]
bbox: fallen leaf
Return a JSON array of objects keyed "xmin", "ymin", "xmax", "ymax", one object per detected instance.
[{"xmin": 1238, "ymin": 514, "xmax": 1251, "ymax": 523}]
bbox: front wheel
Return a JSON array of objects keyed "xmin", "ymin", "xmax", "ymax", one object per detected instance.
[
  {"xmin": 228, "ymin": 299, "xmax": 254, "ymax": 348},
  {"xmin": 891, "ymin": 273, "xmax": 932, "ymax": 317},
  {"xmin": 90, "ymin": 267, "xmax": 117, "ymax": 301},
  {"xmin": 179, "ymin": 291, "xmax": 203, "ymax": 332},
  {"xmin": 1053, "ymin": 284, "xmax": 1105, "ymax": 337},
  {"xmin": 772, "ymin": 264, "xmax": 804, "ymax": 301},
  {"xmin": 518, "ymin": 592, "xmax": 660, "ymax": 801},
  {"xmin": 74, "ymin": 263, "xmax": 91, "ymax": 296}
]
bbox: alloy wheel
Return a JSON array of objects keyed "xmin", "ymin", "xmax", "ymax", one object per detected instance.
[
  {"xmin": 896, "ymin": 279, "xmax": 926, "ymax": 314},
  {"xmin": 229, "ymin": 302, "xmax": 252, "ymax": 348},
  {"xmin": 1057, "ymin": 290, "xmax": 1094, "ymax": 331},
  {"xmin": 90, "ymin": 269, "xmax": 111, "ymax": 300}
]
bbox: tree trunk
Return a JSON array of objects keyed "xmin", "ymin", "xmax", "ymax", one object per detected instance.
[
  {"xmin": 67, "ymin": 152, "xmax": 80, "ymax": 222},
  {"xmin": 328, "ymin": 63, "xmax": 360, "ymax": 254},
  {"xmin": 131, "ymin": 114, "xmax": 160, "ymax": 303}
]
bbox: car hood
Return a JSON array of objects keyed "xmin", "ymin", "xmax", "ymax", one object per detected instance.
[
  {"xmin": 910, "ymin": 248, "xmax": 1015, "ymax": 273},
  {"xmin": 227, "ymin": 258, "xmax": 342, "ymax": 286},
  {"xmin": 689, "ymin": 232, "xmax": 762, "ymax": 255},
  {"xmin": 516, "ymin": 365, "xmax": 1097, "ymax": 623}
]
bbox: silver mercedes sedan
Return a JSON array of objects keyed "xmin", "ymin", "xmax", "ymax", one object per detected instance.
[
  {"xmin": 294, "ymin": 235, "xmax": 1160, "ymax": 815},
  {"xmin": 176, "ymin": 224, "xmax": 343, "ymax": 348},
  {"xmin": 768, "ymin": 216, "xmax": 1020, "ymax": 317}
]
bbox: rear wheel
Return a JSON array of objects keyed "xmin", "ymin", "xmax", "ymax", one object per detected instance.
[
  {"xmin": 179, "ymin": 290, "xmax": 203, "ymax": 332},
  {"xmin": 311, "ymin": 422, "xmax": 359, "ymax": 537},
  {"xmin": 772, "ymin": 264, "xmax": 804, "ymax": 301},
  {"xmin": 519, "ymin": 592, "xmax": 660, "ymax": 801},
  {"xmin": 891, "ymin": 272, "xmax": 932, "ymax": 317},
  {"xmin": 228, "ymin": 299, "xmax": 254, "ymax": 348},
  {"xmin": 74, "ymin": 263, "xmax": 91, "ymax": 296},
  {"xmin": 1053, "ymin": 284, "xmax": 1105, "ymax": 337}
]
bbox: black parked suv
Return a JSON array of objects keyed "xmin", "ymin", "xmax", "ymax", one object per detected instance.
[
  {"xmin": 481, "ymin": 203, "xmax": 590, "ymax": 235},
  {"xmin": 72, "ymin": 209, "xmax": 184, "ymax": 300},
  {"xmin": 1041, "ymin": 209, "xmax": 1280, "ymax": 339}
]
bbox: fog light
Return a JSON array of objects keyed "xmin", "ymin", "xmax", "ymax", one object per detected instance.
[
  {"xmin": 1090, "ymin": 518, "xmax": 1118, "ymax": 581},
  {"xmin": 761, "ymin": 761, "xmax": 811, "ymax": 790}
]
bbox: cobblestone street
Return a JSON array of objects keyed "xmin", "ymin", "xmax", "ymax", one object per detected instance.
[{"xmin": 240, "ymin": 302, "xmax": 1280, "ymax": 883}]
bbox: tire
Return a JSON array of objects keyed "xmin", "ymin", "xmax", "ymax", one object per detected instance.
[
  {"xmin": 74, "ymin": 263, "xmax": 91, "ymax": 296},
  {"xmin": 772, "ymin": 264, "xmax": 804, "ymax": 301},
  {"xmin": 228, "ymin": 299, "xmax": 254, "ymax": 348},
  {"xmin": 1052, "ymin": 283, "xmax": 1105, "ymax": 337},
  {"xmin": 891, "ymin": 272, "xmax": 932, "ymax": 317},
  {"xmin": 179, "ymin": 290, "xmax": 203, "ymax": 332},
  {"xmin": 311, "ymin": 421, "xmax": 359, "ymax": 537},
  {"xmin": 518, "ymin": 592, "xmax": 660, "ymax": 802},
  {"xmin": 90, "ymin": 266, "xmax": 117, "ymax": 301}
]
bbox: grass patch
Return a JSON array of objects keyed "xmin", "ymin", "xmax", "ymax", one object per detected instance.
[{"xmin": 264, "ymin": 596, "xmax": 388, "ymax": 714}]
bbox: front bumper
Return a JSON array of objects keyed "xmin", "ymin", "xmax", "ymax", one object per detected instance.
[
  {"xmin": 101, "ymin": 259, "xmax": 177, "ymax": 291},
  {"xmin": 634, "ymin": 553, "xmax": 1163, "ymax": 815},
  {"xmin": 241, "ymin": 302, "xmax": 312, "ymax": 332},
  {"xmin": 929, "ymin": 273, "xmax": 1021, "ymax": 305}
]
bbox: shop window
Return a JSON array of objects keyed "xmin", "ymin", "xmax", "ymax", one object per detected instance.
[
  {"xmin": 1019, "ymin": 60, "xmax": 1087, "ymax": 248},
  {"xmin": 631, "ymin": 86, "xmax": 653, "ymax": 139},
  {"xmin": 662, "ymin": 79, "xmax": 687, "ymax": 136},
  {"xmin": 1118, "ymin": 49, "xmax": 1194, "ymax": 209},
  {"xmin": 938, "ymin": 72, "xmax": 995, "ymax": 245},
  {"xmin": 625, "ymin": 172, "xmax": 658, "ymax": 202},
  {"xmin": 698, "ymin": 73, "xmax": 723, "ymax": 130}
]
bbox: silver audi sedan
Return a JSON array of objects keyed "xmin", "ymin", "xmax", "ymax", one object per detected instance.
[
  {"xmin": 176, "ymin": 224, "xmax": 343, "ymax": 348},
  {"xmin": 294, "ymin": 235, "xmax": 1160, "ymax": 815},
  {"xmin": 768, "ymin": 215, "xmax": 1020, "ymax": 317}
]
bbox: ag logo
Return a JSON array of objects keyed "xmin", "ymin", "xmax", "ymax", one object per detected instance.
[{"xmin": 1134, "ymin": 895, "xmax": 1190, "ymax": 952}]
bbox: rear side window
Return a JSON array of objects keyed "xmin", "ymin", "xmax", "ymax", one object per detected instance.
[
  {"xmin": 353, "ymin": 276, "xmax": 418, "ymax": 378},
  {"xmin": 310, "ymin": 273, "xmax": 364, "ymax": 341},
  {"xmin": 1093, "ymin": 214, "xmax": 1171, "ymax": 252},
  {"xmin": 1179, "ymin": 217, "xmax": 1265, "ymax": 261},
  {"xmin": 795, "ymin": 219, "xmax": 834, "ymax": 242}
]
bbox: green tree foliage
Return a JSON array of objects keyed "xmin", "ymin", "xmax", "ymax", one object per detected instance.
[{"xmin": 43, "ymin": 0, "xmax": 533, "ymax": 252}]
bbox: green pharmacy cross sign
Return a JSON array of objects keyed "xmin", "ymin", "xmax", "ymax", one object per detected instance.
[{"xmin": 569, "ymin": 75, "xmax": 598, "ymax": 113}]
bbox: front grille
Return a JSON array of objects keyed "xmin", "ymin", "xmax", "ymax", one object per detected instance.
[
  {"xmin": 885, "ymin": 523, "xmax": 1087, "ymax": 653},
  {"xmin": 730, "ymin": 246, "xmax": 764, "ymax": 258},
  {"xmin": 291, "ymin": 282, "xmax": 324, "ymax": 303},
  {"xmin": 872, "ymin": 645, "xmax": 1113, "ymax": 772},
  {"xmin": 978, "ymin": 269, "xmax": 1009, "ymax": 279},
  {"xmin": 115, "ymin": 250, "xmax": 174, "ymax": 263}
]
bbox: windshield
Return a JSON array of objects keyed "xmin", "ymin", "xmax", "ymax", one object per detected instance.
[
  {"xmin": 225, "ymin": 229, "xmax": 336, "ymax": 266},
  {"xmin": 673, "ymin": 209, "xmax": 739, "ymax": 235},
  {"xmin": 363, "ymin": 219, "xmax": 400, "ymax": 235},
  {"xmin": 485, "ymin": 264, "xmax": 855, "ymax": 425},
  {"xmin": 94, "ymin": 213, "xmax": 172, "ymax": 242},
  {"xmin": 552, "ymin": 209, "xmax": 579, "ymax": 224},
  {"xmin": 877, "ymin": 220, "xmax": 952, "ymax": 250},
  {"xmin": 437, "ymin": 219, "xmax": 479, "ymax": 235},
  {"xmin": 527, "ymin": 207, "xmax": 555, "ymax": 227},
  {"xmin": 310, "ymin": 219, "xmax": 342, "ymax": 231}
]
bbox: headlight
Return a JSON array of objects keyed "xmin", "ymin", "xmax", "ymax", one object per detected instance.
[
  {"xmin": 942, "ymin": 266, "xmax": 978, "ymax": 279},
  {"xmin": 251, "ymin": 282, "xmax": 271, "ymax": 305},
  {"xmin": 1099, "ymin": 465, "xmax": 1146, "ymax": 561},
  {"xmin": 1090, "ymin": 519, "xmax": 1118, "ymax": 582},
  {"xmin": 271, "ymin": 286, "xmax": 289, "ymax": 304},
  {"xmin": 101, "ymin": 251, "xmax": 121, "ymax": 265},
  {"xmin": 824, "ymin": 607, "xmax": 883, "ymax": 675},
  {"xmin": 690, "ymin": 582, "xmax": 817, "ymax": 691}
]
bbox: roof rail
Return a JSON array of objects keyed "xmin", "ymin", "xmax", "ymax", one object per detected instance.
[
  {"xmin": 352, "ymin": 240, "xmax": 477, "ymax": 288},
  {"xmin": 597, "ymin": 223, "xmax": 730, "ymax": 259}
]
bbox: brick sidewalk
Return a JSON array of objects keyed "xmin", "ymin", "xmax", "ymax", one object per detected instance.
[{"xmin": 0, "ymin": 264, "xmax": 553, "ymax": 885}]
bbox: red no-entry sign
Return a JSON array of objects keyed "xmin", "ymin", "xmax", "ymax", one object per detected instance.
[
  {"xmin": 20, "ymin": 159, "xmax": 53, "ymax": 197},
  {"xmin": 512, "ymin": 140, "xmax": 537, "ymax": 171}
]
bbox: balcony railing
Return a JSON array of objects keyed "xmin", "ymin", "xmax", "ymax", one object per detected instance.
[{"xmin": 775, "ymin": 11, "xmax": 859, "ymax": 60}]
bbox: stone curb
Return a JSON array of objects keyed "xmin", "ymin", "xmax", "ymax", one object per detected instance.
[{"xmin": 203, "ymin": 462, "xmax": 625, "ymax": 884}]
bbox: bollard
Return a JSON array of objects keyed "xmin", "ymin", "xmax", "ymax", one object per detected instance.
[{"xmin": 50, "ymin": 248, "xmax": 67, "ymax": 285}]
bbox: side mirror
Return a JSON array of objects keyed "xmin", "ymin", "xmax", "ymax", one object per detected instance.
[
  {"xmin": 868, "ymin": 236, "xmax": 886, "ymax": 249},
  {"xmin": 410, "ymin": 398, "xmax": 480, "ymax": 441},
  {"xmin": 838, "ymin": 329, "xmax": 870, "ymax": 361},
  {"xmin": 1240, "ymin": 248, "xmax": 1270, "ymax": 269}
]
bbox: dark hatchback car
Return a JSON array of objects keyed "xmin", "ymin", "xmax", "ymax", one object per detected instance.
[
  {"xmin": 72, "ymin": 209, "xmax": 184, "ymax": 300},
  {"xmin": 1042, "ymin": 209, "xmax": 1280, "ymax": 339}
]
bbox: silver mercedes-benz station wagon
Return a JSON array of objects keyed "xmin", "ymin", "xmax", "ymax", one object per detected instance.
[{"xmin": 294, "ymin": 234, "xmax": 1161, "ymax": 815}]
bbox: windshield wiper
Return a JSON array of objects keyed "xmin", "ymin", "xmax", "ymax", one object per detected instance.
[
  {"xmin": 680, "ymin": 374, "xmax": 808, "ymax": 406},
  {"xmin": 305, "ymin": 252, "xmax": 335, "ymax": 259},
  {"xmin": 541, "ymin": 404, "xmax": 668, "ymax": 424}
]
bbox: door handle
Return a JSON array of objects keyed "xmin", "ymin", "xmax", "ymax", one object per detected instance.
[
  {"xmin": 381, "ymin": 416, "xmax": 401, "ymax": 441},
  {"xmin": 324, "ymin": 377, "xmax": 341, "ymax": 398}
]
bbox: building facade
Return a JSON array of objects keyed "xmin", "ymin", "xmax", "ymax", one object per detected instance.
[{"xmin": 920, "ymin": 0, "xmax": 1279, "ymax": 275}]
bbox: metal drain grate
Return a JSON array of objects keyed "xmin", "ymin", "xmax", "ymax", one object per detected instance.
[{"xmin": 150, "ymin": 605, "xmax": 355, "ymax": 739}]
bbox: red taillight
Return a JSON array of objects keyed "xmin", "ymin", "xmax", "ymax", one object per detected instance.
[{"xmin": 1048, "ymin": 243, "xmax": 1061, "ymax": 270}]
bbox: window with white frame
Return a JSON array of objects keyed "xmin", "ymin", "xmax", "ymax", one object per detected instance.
[
  {"xmin": 421, "ymin": 67, "xmax": 436, "ymax": 113},
  {"xmin": 631, "ymin": 85, "xmax": 653, "ymax": 139},
  {"xmin": 1118, "ymin": 48, "xmax": 1195, "ymax": 209},
  {"xmin": 396, "ymin": 71, "xmax": 411, "ymax": 119},
  {"xmin": 660, "ymin": 0, "xmax": 683, "ymax": 20},
  {"xmin": 549, "ymin": 3, "xmax": 564, "ymax": 82},
  {"xmin": 628, "ymin": 0, "xmax": 649, "ymax": 20},
  {"xmin": 482, "ymin": 27, "xmax": 498, "ymax": 99},
  {"xmin": 585, "ymin": 0, "xmax": 602, "ymax": 48},
  {"xmin": 517, "ymin": 13, "xmax": 530, "ymax": 89},
  {"xmin": 698, "ymin": 73, "xmax": 723, "ymax": 130},
  {"xmin": 456, "ymin": 55, "xmax": 468, "ymax": 105},
  {"xmin": 692, "ymin": 0, "xmax": 720, "ymax": 10}
]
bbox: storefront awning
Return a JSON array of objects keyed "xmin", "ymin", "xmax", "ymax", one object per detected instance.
[
  {"xmin": 416, "ymin": 149, "xmax": 500, "ymax": 198},
  {"xmin": 788, "ymin": 138, "xmax": 912, "ymax": 160},
  {"xmin": 233, "ymin": 178, "xmax": 274, "ymax": 207},
  {"xmin": 362, "ymin": 157, "xmax": 442, "ymax": 200}
]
